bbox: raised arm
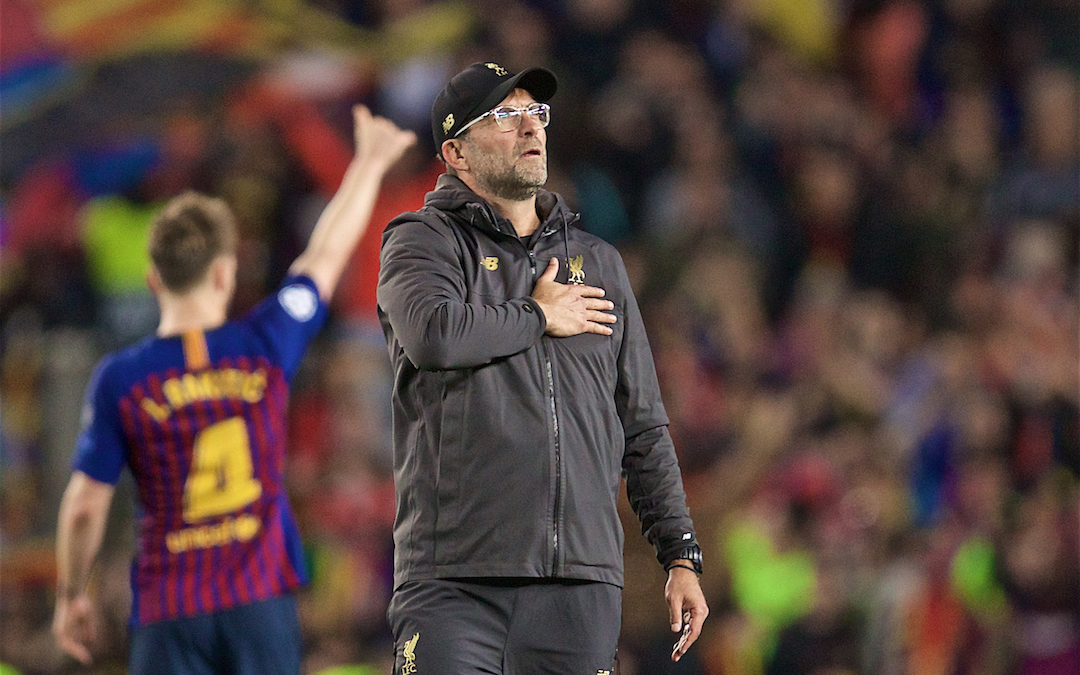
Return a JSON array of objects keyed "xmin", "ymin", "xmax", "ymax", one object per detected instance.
[
  {"xmin": 53, "ymin": 471, "xmax": 115, "ymax": 665},
  {"xmin": 289, "ymin": 105, "xmax": 416, "ymax": 300}
]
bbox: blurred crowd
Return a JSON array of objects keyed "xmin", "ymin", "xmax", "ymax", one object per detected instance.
[{"xmin": 1, "ymin": 0, "xmax": 1078, "ymax": 674}]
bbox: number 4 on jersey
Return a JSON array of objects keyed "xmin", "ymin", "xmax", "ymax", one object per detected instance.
[{"xmin": 182, "ymin": 417, "xmax": 262, "ymax": 522}]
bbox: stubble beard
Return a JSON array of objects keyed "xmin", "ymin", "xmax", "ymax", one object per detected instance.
[{"xmin": 469, "ymin": 141, "xmax": 548, "ymax": 202}]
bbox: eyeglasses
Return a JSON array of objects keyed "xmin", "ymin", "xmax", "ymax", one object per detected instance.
[{"xmin": 455, "ymin": 102, "xmax": 550, "ymax": 137}]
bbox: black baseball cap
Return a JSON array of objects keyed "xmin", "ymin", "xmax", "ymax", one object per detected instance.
[{"xmin": 431, "ymin": 62, "xmax": 558, "ymax": 157}]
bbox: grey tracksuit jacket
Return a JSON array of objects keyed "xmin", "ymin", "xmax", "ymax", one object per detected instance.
[{"xmin": 377, "ymin": 175, "xmax": 697, "ymax": 590}]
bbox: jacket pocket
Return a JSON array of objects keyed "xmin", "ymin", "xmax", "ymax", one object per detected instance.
[{"xmin": 433, "ymin": 371, "xmax": 467, "ymax": 564}]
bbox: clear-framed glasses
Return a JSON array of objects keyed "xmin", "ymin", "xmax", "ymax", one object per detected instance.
[{"xmin": 455, "ymin": 102, "xmax": 550, "ymax": 137}]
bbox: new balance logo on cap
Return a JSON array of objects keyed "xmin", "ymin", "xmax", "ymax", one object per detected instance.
[{"xmin": 430, "ymin": 62, "xmax": 557, "ymax": 157}]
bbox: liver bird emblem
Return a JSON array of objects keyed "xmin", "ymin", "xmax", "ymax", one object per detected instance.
[{"xmin": 568, "ymin": 255, "xmax": 585, "ymax": 284}]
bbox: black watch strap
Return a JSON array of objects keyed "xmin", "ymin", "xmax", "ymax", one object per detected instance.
[{"xmin": 664, "ymin": 544, "xmax": 703, "ymax": 575}]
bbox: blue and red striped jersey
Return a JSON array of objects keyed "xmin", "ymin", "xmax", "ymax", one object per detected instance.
[{"xmin": 72, "ymin": 276, "xmax": 328, "ymax": 626}]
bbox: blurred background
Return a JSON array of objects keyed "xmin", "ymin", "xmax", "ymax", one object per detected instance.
[{"xmin": 1, "ymin": 0, "xmax": 1078, "ymax": 673}]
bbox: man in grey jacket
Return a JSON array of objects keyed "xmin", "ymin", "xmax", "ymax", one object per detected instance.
[{"xmin": 377, "ymin": 62, "xmax": 708, "ymax": 674}]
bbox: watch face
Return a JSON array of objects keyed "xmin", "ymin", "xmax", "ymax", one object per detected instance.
[
  {"xmin": 667, "ymin": 544, "xmax": 703, "ymax": 573},
  {"xmin": 684, "ymin": 545, "xmax": 703, "ymax": 572}
]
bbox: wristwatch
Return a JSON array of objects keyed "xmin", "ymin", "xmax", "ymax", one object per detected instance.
[{"xmin": 664, "ymin": 543, "xmax": 703, "ymax": 575}]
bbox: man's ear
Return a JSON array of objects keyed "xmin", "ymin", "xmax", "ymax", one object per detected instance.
[
  {"xmin": 442, "ymin": 138, "xmax": 469, "ymax": 173},
  {"xmin": 210, "ymin": 256, "xmax": 235, "ymax": 292},
  {"xmin": 146, "ymin": 267, "xmax": 163, "ymax": 297}
]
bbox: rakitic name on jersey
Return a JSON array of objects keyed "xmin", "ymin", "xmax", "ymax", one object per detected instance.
[{"xmin": 140, "ymin": 368, "xmax": 269, "ymax": 422}]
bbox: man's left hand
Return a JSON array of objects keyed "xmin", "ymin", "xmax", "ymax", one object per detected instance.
[
  {"xmin": 665, "ymin": 566, "xmax": 709, "ymax": 662},
  {"xmin": 53, "ymin": 592, "xmax": 96, "ymax": 665}
]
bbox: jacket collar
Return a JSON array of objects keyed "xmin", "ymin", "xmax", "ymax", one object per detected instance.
[{"xmin": 423, "ymin": 174, "xmax": 575, "ymax": 238}]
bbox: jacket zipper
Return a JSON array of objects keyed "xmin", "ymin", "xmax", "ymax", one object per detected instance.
[
  {"xmin": 546, "ymin": 353, "xmax": 561, "ymax": 576},
  {"xmin": 458, "ymin": 198, "xmax": 581, "ymax": 580},
  {"xmin": 490, "ymin": 206, "xmax": 562, "ymax": 578},
  {"xmin": 527, "ymin": 243, "xmax": 562, "ymax": 576}
]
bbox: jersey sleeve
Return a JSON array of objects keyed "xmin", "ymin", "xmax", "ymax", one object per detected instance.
[
  {"xmin": 71, "ymin": 356, "xmax": 128, "ymax": 484},
  {"xmin": 244, "ymin": 274, "xmax": 329, "ymax": 381}
]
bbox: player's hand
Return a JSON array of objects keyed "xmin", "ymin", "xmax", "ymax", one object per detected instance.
[
  {"xmin": 665, "ymin": 566, "xmax": 709, "ymax": 662},
  {"xmin": 53, "ymin": 592, "xmax": 97, "ymax": 665},
  {"xmin": 352, "ymin": 104, "xmax": 417, "ymax": 172},
  {"xmin": 532, "ymin": 258, "xmax": 616, "ymax": 337}
]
